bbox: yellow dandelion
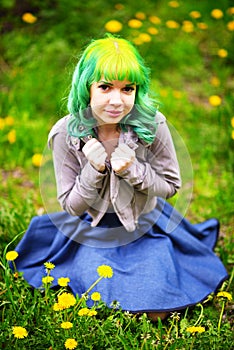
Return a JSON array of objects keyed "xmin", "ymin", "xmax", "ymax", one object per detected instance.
[
  {"xmin": 182, "ymin": 20, "xmax": 194, "ymax": 33},
  {"xmin": 12, "ymin": 326, "xmax": 28, "ymax": 339},
  {"xmin": 5, "ymin": 116, "xmax": 14, "ymax": 126},
  {"xmin": 227, "ymin": 7, "xmax": 234, "ymax": 15},
  {"xmin": 160, "ymin": 89, "xmax": 168, "ymax": 97},
  {"xmin": 91, "ymin": 292, "xmax": 101, "ymax": 302},
  {"xmin": 115, "ymin": 3, "xmax": 124, "ymax": 10},
  {"xmin": 173, "ymin": 90, "xmax": 183, "ymax": 99},
  {"xmin": 138, "ymin": 33, "xmax": 152, "ymax": 42},
  {"xmin": 97, "ymin": 265, "xmax": 113, "ymax": 278},
  {"xmin": 186, "ymin": 326, "xmax": 205, "ymax": 334},
  {"xmin": 88, "ymin": 310, "xmax": 97, "ymax": 316},
  {"xmin": 189, "ymin": 11, "xmax": 201, "ymax": 19},
  {"xmin": 231, "ymin": 117, "xmax": 234, "ymax": 128},
  {"xmin": 210, "ymin": 76, "xmax": 220, "ymax": 87},
  {"xmin": 147, "ymin": 27, "xmax": 159, "ymax": 35},
  {"xmin": 168, "ymin": 1, "xmax": 180, "ymax": 8},
  {"xmin": 42, "ymin": 276, "xmax": 54, "ymax": 284},
  {"xmin": 32, "ymin": 153, "xmax": 43, "ymax": 167},
  {"xmin": 44, "ymin": 262, "xmax": 55, "ymax": 270},
  {"xmin": 217, "ymin": 49, "xmax": 228, "ymax": 58},
  {"xmin": 135, "ymin": 12, "xmax": 146, "ymax": 20},
  {"xmin": 7, "ymin": 129, "xmax": 16, "ymax": 144},
  {"xmin": 61, "ymin": 321, "xmax": 73, "ymax": 329},
  {"xmin": 217, "ymin": 291, "xmax": 232, "ymax": 301},
  {"xmin": 22, "ymin": 12, "xmax": 37, "ymax": 24},
  {"xmin": 64, "ymin": 338, "xmax": 78, "ymax": 350},
  {"xmin": 53, "ymin": 302, "xmax": 64, "ymax": 311},
  {"xmin": 0, "ymin": 117, "xmax": 5, "ymax": 130},
  {"xmin": 211, "ymin": 9, "xmax": 223, "ymax": 19},
  {"xmin": 227, "ymin": 20, "xmax": 234, "ymax": 31},
  {"xmin": 58, "ymin": 277, "xmax": 70, "ymax": 287},
  {"xmin": 132, "ymin": 37, "xmax": 144, "ymax": 46},
  {"xmin": 128, "ymin": 19, "xmax": 143, "ymax": 29},
  {"xmin": 209, "ymin": 95, "xmax": 222, "ymax": 107},
  {"xmin": 78, "ymin": 307, "xmax": 90, "ymax": 316},
  {"xmin": 104, "ymin": 20, "xmax": 122, "ymax": 33},
  {"xmin": 148, "ymin": 15, "xmax": 161, "ymax": 24},
  {"xmin": 6, "ymin": 251, "xmax": 18, "ymax": 261},
  {"xmin": 197, "ymin": 22, "xmax": 208, "ymax": 30},
  {"xmin": 166, "ymin": 20, "xmax": 180, "ymax": 29},
  {"xmin": 58, "ymin": 292, "xmax": 76, "ymax": 309}
]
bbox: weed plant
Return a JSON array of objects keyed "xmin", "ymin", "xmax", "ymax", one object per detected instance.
[{"xmin": 0, "ymin": 0, "xmax": 233, "ymax": 349}]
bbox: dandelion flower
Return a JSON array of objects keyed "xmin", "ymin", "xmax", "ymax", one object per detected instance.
[
  {"xmin": 44, "ymin": 262, "xmax": 55, "ymax": 270},
  {"xmin": 115, "ymin": 3, "xmax": 124, "ymax": 10},
  {"xmin": 61, "ymin": 321, "xmax": 73, "ymax": 329},
  {"xmin": 64, "ymin": 338, "xmax": 78, "ymax": 350},
  {"xmin": 135, "ymin": 12, "xmax": 146, "ymax": 20},
  {"xmin": 227, "ymin": 7, "xmax": 234, "ymax": 15},
  {"xmin": 6, "ymin": 251, "xmax": 18, "ymax": 261},
  {"xmin": 91, "ymin": 292, "xmax": 101, "ymax": 302},
  {"xmin": 5, "ymin": 116, "xmax": 14, "ymax": 126},
  {"xmin": 148, "ymin": 16, "xmax": 161, "ymax": 24},
  {"xmin": 32, "ymin": 153, "xmax": 43, "ymax": 167},
  {"xmin": 58, "ymin": 292, "xmax": 76, "ymax": 309},
  {"xmin": 189, "ymin": 11, "xmax": 201, "ymax": 19},
  {"xmin": 173, "ymin": 90, "xmax": 183, "ymax": 99},
  {"xmin": 217, "ymin": 291, "xmax": 232, "ymax": 301},
  {"xmin": 42, "ymin": 276, "xmax": 54, "ymax": 284},
  {"xmin": 227, "ymin": 20, "xmax": 234, "ymax": 31},
  {"xmin": 186, "ymin": 326, "xmax": 205, "ymax": 334},
  {"xmin": 104, "ymin": 20, "xmax": 122, "ymax": 33},
  {"xmin": 78, "ymin": 307, "xmax": 90, "ymax": 316},
  {"xmin": 53, "ymin": 302, "xmax": 64, "ymax": 311},
  {"xmin": 217, "ymin": 49, "xmax": 228, "ymax": 58},
  {"xmin": 97, "ymin": 265, "xmax": 113, "ymax": 278},
  {"xmin": 182, "ymin": 20, "xmax": 194, "ymax": 33},
  {"xmin": 12, "ymin": 326, "xmax": 28, "ymax": 339},
  {"xmin": 22, "ymin": 12, "xmax": 37, "ymax": 24},
  {"xmin": 88, "ymin": 310, "xmax": 97, "ymax": 316},
  {"xmin": 209, "ymin": 95, "xmax": 222, "ymax": 107},
  {"xmin": 231, "ymin": 117, "xmax": 234, "ymax": 128},
  {"xmin": 197, "ymin": 22, "xmax": 208, "ymax": 30},
  {"xmin": 166, "ymin": 20, "xmax": 180, "ymax": 29},
  {"xmin": 7, "ymin": 129, "xmax": 16, "ymax": 144},
  {"xmin": 210, "ymin": 76, "xmax": 220, "ymax": 87},
  {"xmin": 147, "ymin": 27, "xmax": 159, "ymax": 35},
  {"xmin": 128, "ymin": 19, "xmax": 143, "ymax": 29},
  {"xmin": 168, "ymin": 1, "xmax": 180, "ymax": 8},
  {"xmin": 58, "ymin": 277, "xmax": 70, "ymax": 287},
  {"xmin": 211, "ymin": 9, "xmax": 223, "ymax": 19}
]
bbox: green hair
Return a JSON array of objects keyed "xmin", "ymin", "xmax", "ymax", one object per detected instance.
[{"xmin": 67, "ymin": 34, "xmax": 158, "ymax": 144}]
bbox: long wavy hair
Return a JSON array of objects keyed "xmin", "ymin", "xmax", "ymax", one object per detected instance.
[{"xmin": 67, "ymin": 34, "xmax": 158, "ymax": 144}]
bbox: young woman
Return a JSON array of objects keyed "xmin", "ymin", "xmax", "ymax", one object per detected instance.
[{"xmin": 13, "ymin": 35, "xmax": 228, "ymax": 320}]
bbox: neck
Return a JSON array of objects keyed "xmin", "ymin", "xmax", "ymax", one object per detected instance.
[{"xmin": 97, "ymin": 124, "xmax": 120, "ymax": 140}]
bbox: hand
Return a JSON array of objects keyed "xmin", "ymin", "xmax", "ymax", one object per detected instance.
[
  {"xmin": 82, "ymin": 138, "xmax": 107, "ymax": 172},
  {"xmin": 111, "ymin": 143, "xmax": 135, "ymax": 173}
]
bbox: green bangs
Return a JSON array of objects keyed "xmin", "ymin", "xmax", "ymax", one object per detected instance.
[{"xmin": 84, "ymin": 36, "xmax": 149, "ymax": 87}]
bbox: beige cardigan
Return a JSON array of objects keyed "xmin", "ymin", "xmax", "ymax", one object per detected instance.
[{"xmin": 48, "ymin": 112, "xmax": 181, "ymax": 231}]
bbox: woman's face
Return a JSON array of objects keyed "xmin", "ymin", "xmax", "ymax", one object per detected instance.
[{"xmin": 90, "ymin": 78, "xmax": 136, "ymax": 126}]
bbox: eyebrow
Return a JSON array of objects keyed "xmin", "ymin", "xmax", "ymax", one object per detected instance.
[{"xmin": 99, "ymin": 80, "xmax": 135, "ymax": 86}]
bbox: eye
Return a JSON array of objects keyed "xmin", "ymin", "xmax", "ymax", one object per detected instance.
[
  {"xmin": 98, "ymin": 84, "xmax": 110, "ymax": 91},
  {"xmin": 123, "ymin": 86, "xmax": 135, "ymax": 93}
]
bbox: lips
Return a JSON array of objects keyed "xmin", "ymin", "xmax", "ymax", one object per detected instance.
[{"xmin": 105, "ymin": 110, "xmax": 123, "ymax": 117}]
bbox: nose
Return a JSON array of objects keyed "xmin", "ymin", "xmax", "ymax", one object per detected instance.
[{"xmin": 109, "ymin": 89, "xmax": 122, "ymax": 105}]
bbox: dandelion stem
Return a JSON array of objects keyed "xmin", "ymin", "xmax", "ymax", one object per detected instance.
[
  {"xmin": 217, "ymin": 300, "xmax": 225, "ymax": 335},
  {"xmin": 194, "ymin": 303, "xmax": 203, "ymax": 326}
]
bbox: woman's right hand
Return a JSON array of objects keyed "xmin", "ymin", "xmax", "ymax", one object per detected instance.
[{"xmin": 82, "ymin": 138, "xmax": 107, "ymax": 172}]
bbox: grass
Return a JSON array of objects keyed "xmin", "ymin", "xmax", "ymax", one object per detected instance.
[{"xmin": 0, "ymin": 0, "xmax": 234, "ymax": 348}]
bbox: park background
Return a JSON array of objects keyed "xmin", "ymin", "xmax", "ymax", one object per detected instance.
[{"xmin": 0, "ymin": 0, "xmax": 233, "ymax": 349}]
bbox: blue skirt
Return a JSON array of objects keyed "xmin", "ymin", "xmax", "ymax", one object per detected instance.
[{"xmin": 13, "ymin": 198, "xmax": 228, "ymax": 312}]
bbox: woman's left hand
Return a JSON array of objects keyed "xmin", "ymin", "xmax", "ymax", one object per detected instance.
[{"xmin": 110, "ymin": 144, "xmax": 136, "ymax": 173}]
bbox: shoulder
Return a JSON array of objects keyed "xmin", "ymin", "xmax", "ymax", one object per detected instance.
[
  {"xmin": 48, "ymin": 115, "xmax": 70, "ymax": 148},
  {"xmin": 155, "ymin": 110, "xmax": 166, "ymax": 124}
]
